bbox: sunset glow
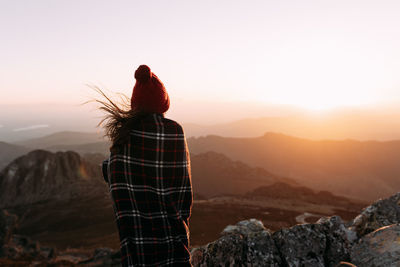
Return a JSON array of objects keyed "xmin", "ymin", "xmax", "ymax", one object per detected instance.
[{"xmin": 1, "ymin": 0, "xmax": 399, "ymax": 112}]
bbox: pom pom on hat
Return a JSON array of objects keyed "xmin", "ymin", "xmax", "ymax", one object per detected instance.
[
  {"xmin": 131, "ymin": 65, "xmax": 170, "ymax": 114},
  {"xmin": 134, "ymin": 65, "xmax": 152, "ymax": 82}
]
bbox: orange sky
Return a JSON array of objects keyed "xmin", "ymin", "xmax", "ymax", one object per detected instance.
[{"xmin": 1, "ymin": 0, "xmax": 400, "ymax": 111}]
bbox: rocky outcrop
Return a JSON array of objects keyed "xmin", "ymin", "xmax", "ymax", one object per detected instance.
[
  {"xmin": 1, "ymin": 179, "xmax": 399, "ymax": 266},
  {"xmin": 191, "ymin": 219, "xmax": 282, "ymax": 266},
  {"xmin": 2, "ymin": 234, "xmax": 55, "ymax": 261},
  {"xmin": 348, "ymin": 192, "xmax": 400, "ymax": 237},
  {"xmin": 351, "ymin": 224, "xmax": 400, "ymax": 267},
  {"xmin": 192, "ymin": 216, "xmax": 352, "ymax": 267},
  {"xmin": 191, "ymin": 192, "xmax": 400, "ymax": 267},
  {"xmin": 0, "ymin": 150, "xmax": 103, "ymax": 208},
  {"xmin": 0, "ymin": 210, "xmax": 17, "ymax": 257}
]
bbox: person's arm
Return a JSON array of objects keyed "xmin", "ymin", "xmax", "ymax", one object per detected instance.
[
  {"xmin": 102, "ymin": 159, "xmax": 109, "ymax": 183},
  {"xmin": 181, "ymin": 140, "xmax": 193, "ymax": 226}
]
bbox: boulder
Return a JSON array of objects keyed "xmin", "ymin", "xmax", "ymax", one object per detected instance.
[
  {"xmin": 272, "ymin": 223, "xmax": 326, "ymax": 267},
  {"xmin": 349, "ymin": 192, "xmax": 400, "ymax": 237},
  {"xmin": 76, "ymin": 247, "xmax": 121, "ymax": 266},
  {"xmin": 192, "ymin": 216, "xmax": 357, "ymax": 267},
  {"xmin": 191, "ymin": 219, "xmax": 282, "ymax": 266},
  {"xmin": 317, "ymin": 216, "xmax": 352, "ymax": 266},
  {"xmin": 351, "ymin": 224, "xmax": 400, "ymax": 267},
  {"xmin": 3, "ymin": 234, "xmax": 55, "ymax": 260},
  {"xmin": 0, "ymin": 210, "xmax": 17, "ymax": 257}
]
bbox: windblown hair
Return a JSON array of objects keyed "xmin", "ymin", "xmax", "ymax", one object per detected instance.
[{"xmin": 86, "ymin": 85, "xmax": 147, "ymax": 149}]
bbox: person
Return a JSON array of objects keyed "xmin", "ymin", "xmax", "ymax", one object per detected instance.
[{"xmin": 100, "ymin": 65, "xmax": 193, "ymax": 266}]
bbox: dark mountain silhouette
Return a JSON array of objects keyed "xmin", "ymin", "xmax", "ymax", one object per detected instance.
[
  {"xmin": 188, "ymin": 132, "xmax": 400, "ymax": 201},
  {"xmin": 81, "ymin": 151, "xmax": 299, "ymax": 198},
  {"xmin": 9, "ymin": 130, "xmax": 400, "ymax": 201},
  {"xmin": 190, "ymin": 152, "xmax": 298, "ymax": 197},
  {"xmin": 0, "ymin": 149, "xmax": 365, "ymax": 250},
  {"xmin": 5, "ymin": 129, "xmax": 400, "ymax": 201},
  {"xmin": 247, "ymin": 182, "xmax": 354, "ymax": 206},
  {"xmin": 0, "ymin": 150, "xmax": 104, "ymax": 208},
  {"xmin": 0, "ymin": 150, "xmax": 117, "ymax": 249}
]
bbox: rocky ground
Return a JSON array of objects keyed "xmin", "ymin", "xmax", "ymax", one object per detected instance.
[
  {"xmin": 0, "ymin": 192, "xmax": 399, "ymax": 266},
  {"xmin": 192, "ymin": 192, "xmax": 400, "ymax": 267}
]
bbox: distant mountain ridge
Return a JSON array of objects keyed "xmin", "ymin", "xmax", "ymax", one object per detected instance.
[
  {"xmin": 191, "ymin": 151, "xmax": 298, "ymax": 197},
  {"xmin": 247, "ymin": 182, "xmax": 355, "ymax": 206},
  {"xmin": 183, "ymin": 112, "xmax": 400, "ymax": 140},
  {"xmin": 188, "ymin": 132, "xmax": 400, "ymax": 201},
  {"xmin": 14, "ymin": 131, "xmax": 105, "ymax": 149},
  {"xmin": 0, "ymin": 150, "xmax": 104, "ymax": 208},
  {"xmin": 4, "ymin": 130, "xmax": 400, "ymax": 202},
  {"xmin": 0, "ymin": 149, "xmax": 366, "ymax": 252}
]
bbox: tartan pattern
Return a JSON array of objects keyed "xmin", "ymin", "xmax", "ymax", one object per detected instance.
[{"xmin": 102, "ymin": 113, "xmax": 193, "ymax": 267}]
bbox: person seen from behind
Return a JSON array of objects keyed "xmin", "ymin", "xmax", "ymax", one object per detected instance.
[{"xmin": 98, "ymin": 65, "xmax": 193, "ymax": 266}]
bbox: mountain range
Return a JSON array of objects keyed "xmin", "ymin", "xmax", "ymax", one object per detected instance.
[
  {"xmin": 183, "ymin": 111, "xmax": 400, "ymax": 140},
  {"xmin": 0, "ymin": 150, "xmax": 104, "ymax": 208},
  {"xmin": 188, "ymin": 132, "xmax": 400, "ymax": 201},
  {"xmin": 2, "ymin": 129, "xmax": 400, "ymax": 202},
  {"xmin": 0, "ymin": 149, "xmax": 366, "ymax": 249}
]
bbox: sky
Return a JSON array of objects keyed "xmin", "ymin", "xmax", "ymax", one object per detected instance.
[{"xmin": 1, "ymin": 0, "xmax": 400, "ymax": 139}]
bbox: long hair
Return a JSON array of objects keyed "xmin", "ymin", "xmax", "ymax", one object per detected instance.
[{"xmin": 86, "ymin": 85, "xmax": 147, "ymax": 149}]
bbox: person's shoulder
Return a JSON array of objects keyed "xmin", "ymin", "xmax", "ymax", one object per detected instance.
[{"xmin": 161, "ymin": 116, "xmax": 185, "ymax": 133}]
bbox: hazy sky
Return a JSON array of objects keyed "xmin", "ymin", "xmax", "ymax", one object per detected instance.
[{"xmin": 1, "ymin": 0, "xmax": 400, "ymax": 111}]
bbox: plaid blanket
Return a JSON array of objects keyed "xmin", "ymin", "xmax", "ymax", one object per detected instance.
[{"xmin": 102, "ymin": 113, "xmax": 193, "ymax": 267}]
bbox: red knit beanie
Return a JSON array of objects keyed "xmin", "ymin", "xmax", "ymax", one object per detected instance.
[{"xmin": 131, "ymin": 65, "xmax": 170, "ymax": 114}]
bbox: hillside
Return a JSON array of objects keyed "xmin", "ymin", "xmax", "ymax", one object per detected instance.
[
  {"xmin": 188, "ymin": 151, "xmax": 298, "ymax": 197},
  {"xmin": 188, "ymin": 132, "xmax": 400, "ymax": 201},
  {"xmin": 5, "ymin": 130, "xmax": 400, "ymax": 202},
  {"xmin": 14, "ymin": 131, "xmax": 105, "ymax": 149},
  {"xmin": 82, "ymin": 151, "xmax": 299, "ymax": 198},
  {"xmin": 0, "ymin": 150, "xmax": 104, "ymax": 208},
  {"xmin": 0, "ymin": 149, "xmax": 366, "ymax": 250},
  {"xmin": 8, "ymin": 129, "xmax": 400, "ymax": 202}
]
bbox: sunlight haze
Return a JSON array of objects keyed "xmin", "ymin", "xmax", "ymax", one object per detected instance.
[
  {"xmin": 1, "ymin": 0, "xmax": 400, "ymax": 110},
  {"xmin": 1, "ymin": 0, "xmax": 400, "ymax": 142}
]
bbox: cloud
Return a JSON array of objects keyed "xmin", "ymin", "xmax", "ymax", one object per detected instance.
[
  {"xmin": 0, "ymin": 124, "xmax": 3, "ymax": 128},
  {"xmin": 13, "ymin": 124, "xmax": 49, "ymax": 132}
]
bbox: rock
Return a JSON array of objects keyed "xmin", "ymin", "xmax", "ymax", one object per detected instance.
[
  {"xmin": 272, "ymin": 223, "xmax": 326, "ymax": 267},
  {"xmin": 334, "ymin": 262, "xmax": 357, "ymax": 267},
  {"xmin": 39, "ymin": 246, "xmax": 55, "ymax": 259},
  {"xmin": 50, "ymin": 247, "xmax": 121, "ymax": 266},
  {"xmin": 317, "ymin": 216, "xmax": 352, "ymax": 266},
  {"xmin": 221, "ymin": 218, "xmax": 266, "ymax": 236},
  {"xmin": 92, "ymin": 247, "xmax": 114, "ymax": 259},
  {"xmin": 0, "ymin": 210, "xmax": 17, "ymax": 257},
  {"xmin": 351, "ymin": 224, "xmax": 400, "ymax": 267},
  {"xmin": 349, "ymin": 192, "xmax": 400, "ymax": 237},
  {"xmin": 191, "ymin": 229, "xmax": 247, "ymax": 266},
  {"xmin": 191, "ymin": 219, "xmax": 282, "ymax": 266},
  {"xmin": 80, "ymin": 247, "xmax": 121, "ymax": 266},
  {"xmin": 3, "ymin": 234, "xmax": 54, "ymax": 260},
  {"xmin": 192, "ymin": 216, "xmax": 358, "ymax": 267}
]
